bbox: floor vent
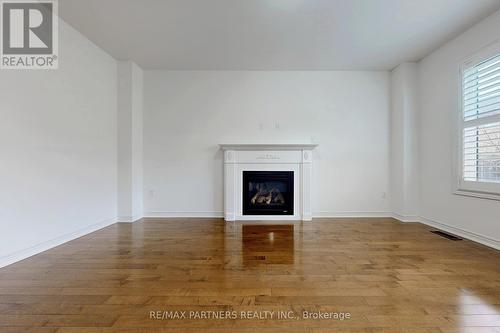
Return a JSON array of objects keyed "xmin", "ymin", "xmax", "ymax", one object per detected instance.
[{"xmin": 431, "ymin": 230, "xmax": 463, "ymax": 241}]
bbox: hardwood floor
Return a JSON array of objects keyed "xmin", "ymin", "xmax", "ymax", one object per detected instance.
[{"xmin": 1, "ymin": 218, "xmax": 500, "ymax": 332}]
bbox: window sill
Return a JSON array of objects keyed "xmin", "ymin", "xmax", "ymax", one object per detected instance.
[{"xmin": 454, "ymin": 189, "xmax": 500, "ymax": 201}]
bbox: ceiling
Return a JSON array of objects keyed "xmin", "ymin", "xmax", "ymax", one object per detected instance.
[{"xmin": 59, "ymin": 0, "xmax": 500, "ymax": 70}]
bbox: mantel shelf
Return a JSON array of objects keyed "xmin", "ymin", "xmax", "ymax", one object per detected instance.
[{"xmin": 219, "ymin": 144, "xmax": 318, "ymax": 151}]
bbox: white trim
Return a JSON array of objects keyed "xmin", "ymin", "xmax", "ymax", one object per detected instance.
[
  {"xmin": 117, "ymin": 215, "xmax": 143, "ymax": 223},
  {"xmin": 144, "ymin": 211, "xmax": 224, "ymax": 218},
  {"xmin": 390, "ymin": 213, "xmax": 419, "ymax": 223},
  {"xmin": 0, "ymin": 217, "xmax": 117, "ymax": 269},
  {"xmin": 312, "ymin": 211, "xmax": 392, "ymax": 218},
  {"xmin": 461, "ymin": 38, "xmax": 500, "ymax": 70},
  {"xmin": 455, "ymin": 40, "xmax": 500, "ymax": 197},
  {"xmin": 219, "ymin": 144, "xmax": 318, "ymax": 151},
  {"xmin": 144, "ymin": 211, "xmax": 393, "ymax": 219},
  {"xmin": 454, "ymin": 189, "xmax": 500, "ymax": 201},
  {"xmin": 417, "ymin": 216, "xmax": 500, "ymax": 251}
]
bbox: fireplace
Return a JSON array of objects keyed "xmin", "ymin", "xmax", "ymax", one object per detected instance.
[
  {"xmin": 243, "ymin": 171, "xmax": 294, "ymax": 215},
  {"xmin": 220, "ymin": 144, "xmax": 317, "ymax": 221}
]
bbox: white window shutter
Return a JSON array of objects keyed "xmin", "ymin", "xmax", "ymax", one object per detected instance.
[{"xmin": 462, "ymin": 53, "xmax": 500, "ymax": 183}]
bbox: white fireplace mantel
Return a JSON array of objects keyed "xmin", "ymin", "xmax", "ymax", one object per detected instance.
[
  {"xmin": 220, "ymin": 143, "xmax": 318, "ymax": 222},
  {"xmin": 219, "ymin": 144, "xmax": 318, "ymax": 151}
]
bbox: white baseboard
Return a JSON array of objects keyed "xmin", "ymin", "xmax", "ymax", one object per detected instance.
[
  {"xmin": 417, "ymin": 216, "xmax": 500, "ymax": 251},
  {"xmin": 145, "ymin": 211, "xmax": 392, "ymax": 219},
  {"xmin": 0, "ymin": 217, "xmax": 117, "ymax": 269},
  {"xmin": 390, "ymin": 213, "xmax": 419, "ymax": 223},
  {"xmin": 313, "ymin": 211, "xmax": 392, "ymax": 218},
  {"xmin": 144, "ymin": 211, "xmax": 224, "ymax": 218},
  {"xmin": 117, "ymin": 215, "xmax": 143, "ymax": 223}
]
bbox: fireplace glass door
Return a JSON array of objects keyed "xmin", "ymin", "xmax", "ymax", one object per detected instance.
[{"xmin": 243, "ymin": 171, "xmax": 294, "ymax": 215}]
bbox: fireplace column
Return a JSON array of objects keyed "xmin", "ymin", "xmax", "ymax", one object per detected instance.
[
  {"xmin": 224, "ymin": 150, "xmax": 237, "ymax": 221},
  {"xmin": 301, "ymin": 150, "xmax": 313, "ymax": 221}
]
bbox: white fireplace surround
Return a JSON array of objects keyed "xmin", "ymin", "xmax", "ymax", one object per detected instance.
[{"xmin": 220, "ymin": 144, "xmax": 318, "ymax": 221}]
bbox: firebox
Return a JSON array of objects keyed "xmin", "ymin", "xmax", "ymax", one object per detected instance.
[{"xmin": 242, "ymin": 171, "xmax": 294, "ymax": 215}]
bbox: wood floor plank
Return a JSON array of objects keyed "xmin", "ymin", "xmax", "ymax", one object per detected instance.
[{"xmin": 0, "ymin": 218, "xmax": 499, "ymax": 332}]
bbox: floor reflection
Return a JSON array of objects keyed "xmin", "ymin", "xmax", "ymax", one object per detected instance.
[
  {"xmin": 458, "ymin": 291, "xmax": 500, "ymax": 328},
  {"xmin": 242, "ymin": 224, "xmax": 294, "ymax": 266}
]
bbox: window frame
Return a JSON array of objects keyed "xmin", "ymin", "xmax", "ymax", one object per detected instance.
[{"xmin": 455, "ymin": 40, "xmax": 500, "ymax": 200}]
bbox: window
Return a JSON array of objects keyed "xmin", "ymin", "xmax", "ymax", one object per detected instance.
[{"xmin": 458, "ymin": 46, "xmax": 500, "ymax": 198}]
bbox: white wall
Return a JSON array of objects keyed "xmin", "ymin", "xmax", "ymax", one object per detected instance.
[
  {"xmin": 131, "ymin": 64, "xmax": 144, "ymax": 220},
  {"xmin": 4, "ymin": 6, "xmax": 499, "ymax": 269},
  {"xmin": 144, "ymin": 71, "xmax": 390, "ymax": 217},
  {"xmin": 418, "ymin": 10, "xmax": 500, "ymax": 244},
  {"xmin": 117, "ymin": 61, "xmax": 144, "ymax": 222},
  {"xmin": 0, "ymin": 19, "xmax": 118, "ymax": 266},
  {"xmin": 390, "ymin": 63, "xmax": 419, "ymax": 220}
]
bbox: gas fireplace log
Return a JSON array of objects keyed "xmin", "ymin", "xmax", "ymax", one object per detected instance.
[
  {"xmin": 273, "ymin": 192, "xmax": 285, "ymax": 204},
  {"xmin": 251, "ymin": 190, "xmax": 266, "ymax": 204},
  {"xmin": 251, "ymin": 188, "xmax": 285, "ymax": 205}
]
